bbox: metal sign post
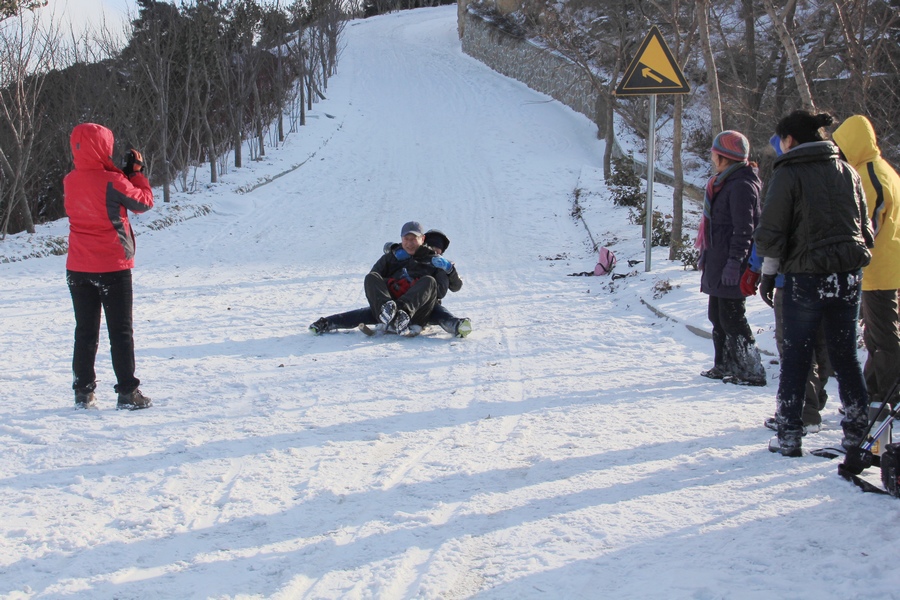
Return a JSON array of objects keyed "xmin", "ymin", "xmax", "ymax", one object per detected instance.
[
  {"xmin": 614, "ymin": 26, "xmax": 690, "ymax": 272},
  {"xmin": 644, "ymin": 96, "xmax": 656, "ymax": 271}
]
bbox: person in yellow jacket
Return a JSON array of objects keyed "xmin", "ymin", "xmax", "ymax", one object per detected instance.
[{"xmin": 833, "ymin": 115, "xmax": 900, "ymax": 406}]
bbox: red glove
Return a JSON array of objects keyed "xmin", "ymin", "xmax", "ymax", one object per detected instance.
[{"xmin": 740, "ymin": 268, "xmax": 761, "ymax": 297}]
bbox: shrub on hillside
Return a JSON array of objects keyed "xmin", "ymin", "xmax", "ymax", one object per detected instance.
[{"xmin": 608, "ymin": 155, "xmax": 643, "ymax": 209}]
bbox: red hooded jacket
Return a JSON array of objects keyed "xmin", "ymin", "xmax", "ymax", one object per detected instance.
[{"xmin": 64, "ymin": 123, "xmax": 154, "ymax": 272}]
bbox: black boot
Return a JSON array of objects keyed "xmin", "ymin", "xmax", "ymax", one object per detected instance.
[
  {"xmin": 117, "ymin": 389, "xmax": 152, "ymax": 410},
  {"xmin": 74, "ymin": 389, "xmax": 96, "ymax": 409}
]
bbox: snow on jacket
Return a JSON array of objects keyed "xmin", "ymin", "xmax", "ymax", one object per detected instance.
[
  {"xmin": 64, "ymin": 123, "xmax": 154, "ymax": 273},
  {"xmin": 832, "ymin": 115, "xmax": 900, "ymax": 291},
  {"xmin": 700, "ymin": 164, "xmax": 762, "ymax": 299},
  {"xmin": 754, "ymin": 141, "xmax": 873, "ymax": 275},
  {"xmin": 370, "ymin": 244, "xmax": 450, "ymax": 299}
]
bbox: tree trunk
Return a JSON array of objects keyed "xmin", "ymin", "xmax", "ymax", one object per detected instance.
[
  {"xmin": 603, "ymin": 93, "xmax": 615, "ymax": 181},
  {"xmin": 669, "ymin": 94, "xmax": 684, "ymax": 261},
  {"xmin": 697, "ymin": 0, "xmax": 723, "ymax": 134},
  {"xmin": 234, "ymin": 127, "xmax": 243, "ymax": 169},
  {"xmin": 300, "ymin": 67, "xmax": 307, "ymax": 127},
  {"xmin": 762, "ymin": 0, "xmax": 815, "ymax": 111},
  {"xmin": 253, "ymin": 80, "xmax": 265, "ymax": 158},
  {"xmin": 208, "ymin": 133, "xmax": 218, "ymax": 183},
  {"xmin": 159, "ymin": 94, "xmax": 171, "ymax": 203},
  {"xmin": 741, "ymin": 0, "xmax": 758, "ymax": 133}
]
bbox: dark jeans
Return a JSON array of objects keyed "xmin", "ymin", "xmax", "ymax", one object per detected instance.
[
  {"xmin": 326, "ymin": 307, "xmax": 377, "ymax": 329},
  {"xmin": 861, "ymin": 289, "xmax": 900, "ymax": 405},
  {"xmin": 67, "ymin": 270, "xmax": 139, "ymax": 394},
  {"xmin": 775, "ymin": 288, "xmax": 831, "ymax": 425},
  {"xmin": 364, "ymin": 272, "xmax": 439, "ymax": 326},
  {"xmin": 776, "ymin": 271, "xmax": 868, "ymax": 449},
  {"xmin": 326, "ymin": 304, "xmax": 459, "ymax": 332},
  {"xmin": 707, "ymin": 295, "xmax": 765, "ymax": 381},
  {"xmin": 429, "ymin": 304, "xmax": 459, "ymax": 334}
]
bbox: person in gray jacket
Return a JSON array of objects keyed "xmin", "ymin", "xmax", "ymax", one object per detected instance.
[{"xmin": 754, "ymin": 110, "xmax": 874, "ymax": 461}]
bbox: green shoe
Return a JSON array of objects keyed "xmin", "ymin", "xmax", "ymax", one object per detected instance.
[
  {"xmin": 309, "ymin": 317, "xmax": 330, "ymax": 335},
  {"xmin": 455, "ymin": 318, "xmax": 472, "ymax": 338}
]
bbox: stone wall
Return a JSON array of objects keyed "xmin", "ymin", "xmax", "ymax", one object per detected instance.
[{"xmin": 460, "ymin": 10, "xmax": 605, "ymax": 137}]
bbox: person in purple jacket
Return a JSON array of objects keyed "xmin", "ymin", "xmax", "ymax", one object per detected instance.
[{"xmin": 697, "ymin": 130, "xmax": 767, "ymax": 386}]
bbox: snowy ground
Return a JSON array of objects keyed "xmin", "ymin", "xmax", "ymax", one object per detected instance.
[{"xmin": 2, "ymin": 7, "xmax": 899, "ymax": 600}]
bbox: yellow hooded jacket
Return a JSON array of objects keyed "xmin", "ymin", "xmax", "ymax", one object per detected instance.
[{"xmin": 833, "ymin": 115, "xmax": 900, "ymax": 291}]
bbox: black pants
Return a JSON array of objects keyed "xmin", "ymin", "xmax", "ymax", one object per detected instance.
[
  {"xmin": 861, "ymin": 289, "xmax": 900, "ymax": 405},
  {"xmin": 326, "ymin": 303, "xmax": 459, "ymax": 331},
  {"xmin": 365, "ymin": 272, "xmax": 440, "ymax": 326},
  {"xmin": 707, "ymin": 295, "xmax": 765, "ymax": 381},
  {"xmin": 67, "ymin": 270, "xmax": 139, "ymax": 394},
  {"xmin": 777, "ymin": 271, "xmax": 868, "ymax": 449}
]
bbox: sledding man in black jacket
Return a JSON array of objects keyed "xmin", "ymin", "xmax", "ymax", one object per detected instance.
[
  {"xmin": 385, "ymin": 229, "xmax": 472, "ymax": 337},
  {"xmin": 308, "ymin": 228, "xmax": 470, "ymax": 337},
  {"xmin": 365, "ymin": 221, "xmax": 450, "ymax": 335}
]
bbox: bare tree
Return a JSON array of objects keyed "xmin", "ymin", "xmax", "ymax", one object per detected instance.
[
  {"xmin": 286, "ymin": 0, "xmax": 340, "ymax": 131},
  {"xmin": 697, "ymin": 0, "xmax": 723, "ymax": 134},
  {"xmin": 0, "ymin": 10, "xmax": 59, "ymax": 235},
  {"xmin": 537, "ymin": 0, "xmax": 645, "ymax": 179},
  {"xmin": 125, "ymin": 0, "xmax": 191, "ymax": 202},
  {"xmin": 708, "ymin": 0, "xmax": 783, "ymax": 143},
  {"xmin": 762, "ymin": 0, "xmax": 814, "ymax": 111},
  {"xmin": 183, "ymin": 0, "xmax": 228, "ymax": 184},
  {"xmin": 259, "ymin": 3, "xmax": 294, "ymax": 145},
  {"xmin": 828, "ymin": 0, "xmax": 900, "ymax": 157}
]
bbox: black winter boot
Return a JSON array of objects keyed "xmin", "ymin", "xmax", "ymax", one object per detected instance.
[
  {"xmin": 768, "ymin": 436, "xmax": 802, "ymax": 458},
  {"xmin": 74, "ymin": 389, "xmax": 96, "ymax": 409},
  {"xmin": 309, "ymin": 317, "xmax": 332, "ymax": 335},
  {"xmin": 117, "ymin": 389, "xmax": 152, "ymax": 410}
]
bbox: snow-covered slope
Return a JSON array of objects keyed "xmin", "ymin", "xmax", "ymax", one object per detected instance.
[{"xmin": 1, "ymin": 7, "xmax": 897, "ymax": 599}]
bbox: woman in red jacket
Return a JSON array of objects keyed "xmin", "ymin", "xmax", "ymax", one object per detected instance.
[{"xmin": 64, "ymin": 123, "xmax": 154, "ymax": 410}]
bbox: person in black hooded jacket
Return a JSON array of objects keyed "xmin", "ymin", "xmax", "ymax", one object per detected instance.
[
  {"xmin": 365, "ymin": 221, "xmax": 450, "ymax": 335},
  {"xmin": 754, "ymin": 110, "xmax": 874, "ymax": 461}
]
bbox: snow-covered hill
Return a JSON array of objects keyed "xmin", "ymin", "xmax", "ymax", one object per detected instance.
[{"xmin": 1, "ymin": 7, "xmax": 897, "ymax": 599}]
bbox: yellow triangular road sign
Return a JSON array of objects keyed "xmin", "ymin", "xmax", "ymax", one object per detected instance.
[{"xmin": 616, "ymin": 26, "xmax": 690, "ymax": 95}]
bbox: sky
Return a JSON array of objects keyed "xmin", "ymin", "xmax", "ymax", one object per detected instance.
[
  {"xmin": 41, "ymin": 0, "xmax": 133, "ymax": 36},
  {"xmin": 3, "ymin": 5, "xmax": 900, "ymax": 599}
]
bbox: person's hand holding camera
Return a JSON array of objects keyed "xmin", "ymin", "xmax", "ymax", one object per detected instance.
[{"xmin": 122, "ymin": 149, "xmax": 144, "ymax": 176}]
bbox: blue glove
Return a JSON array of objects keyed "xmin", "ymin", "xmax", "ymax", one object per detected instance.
[
  {"xmin": 432, "ymin": 256, "xmax": 452, "ymax": 273},
  {"xmin": 393, "ymin": 248, "xmax": 410, "ymax": 260}
]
